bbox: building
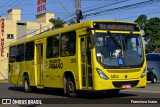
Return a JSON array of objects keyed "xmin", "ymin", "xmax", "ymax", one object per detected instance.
[{"xmin": 0, "ymin": 8, "xmax": 54, "ymax": 80}]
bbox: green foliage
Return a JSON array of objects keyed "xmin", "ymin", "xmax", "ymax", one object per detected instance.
[
  {"xmin": 144, "ymin": 17, "xmax": 160, "ymax": 53},
  {"xmin": 49, "ymin": 17, "xmax": 65, "ymax": 29},
  {"xmin": 134, "ymin": 15, "xmax": 148, "ymax": 30},
  {"xmin": 69, "ymin": 19, "xmax": 76, "ymax": 25},
  {"xmin": 135, "ymin": 15, "xmax": 160, "ymax": 53}
]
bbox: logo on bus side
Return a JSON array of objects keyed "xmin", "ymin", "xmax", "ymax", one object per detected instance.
[{"xmin": 49, "ymin": 59, "xmax": 63, "ymax": 69}]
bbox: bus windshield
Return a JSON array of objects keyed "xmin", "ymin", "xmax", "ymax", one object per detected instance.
[{"xmin": 95, "ymin": 33, "xmax": 144, "ymax": 68}]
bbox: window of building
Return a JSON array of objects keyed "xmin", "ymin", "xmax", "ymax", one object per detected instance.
[
  {"xmin": 9, "ymin": 46, "xmax": 17, "ymax": 63},
  {"xmin": 46, "ymin": 36, "xmax": 59, "ymax": 58},
  {"xmin": 7, "ymin": 34, "xmax": 14, "ymax": 39},
  {"xmin": 60, "ymin": 31, "xmax": 76, "ymax": 57},
  {"xmin": 16, "ymin": 44, "xmax": 24, "ymax": 62},
  {"xmin": 25, "ymin": 41, "xmax": 34, "ymax": 61}
]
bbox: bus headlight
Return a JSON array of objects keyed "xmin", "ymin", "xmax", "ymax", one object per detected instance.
[
  {"xmin": 141, "ymin": 67, "xmax": 147, "ymax": 78},
  {"xmin": 96, "ymin": 68, "xmax": 109, "ymax": 80}
]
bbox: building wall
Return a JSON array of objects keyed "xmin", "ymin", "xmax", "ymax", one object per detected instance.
[
  {"xmin": 0, "ymin": 9, "xmax": 54, "ymax": 80},
  {"xmin": 0, "ymin": 18, "xmax": 18, "ymax": 79},
  {"xmin": 36, "ymin": 13, "xmax": 54, "ymax": 23},
  {"xmin": 8, "ymin": 8, "xmax": 21, "ymax": 21}
]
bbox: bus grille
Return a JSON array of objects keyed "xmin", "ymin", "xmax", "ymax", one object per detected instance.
[{"xmin": 112, "ymin": 80, "xmax": 139, "ymax": 88}]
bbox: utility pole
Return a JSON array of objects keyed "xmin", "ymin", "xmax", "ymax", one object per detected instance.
[{"xmin": 75, "ymin": 0, "xmax": 83, "ymax": 23}]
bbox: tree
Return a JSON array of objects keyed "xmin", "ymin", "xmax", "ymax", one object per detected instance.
[
  {"xmin": 49, "ymin": 17, "xmax": 65, "ymax": 29},
  {"xmin": 69, "ymin": 19, "xmax": 76, "ymax": 25},
  {"xmin": 134, "ymin": 15, "xmax": 148, "ymax": 30},
  {"xmin": 144, "ymin": 17, "xmax": 160, "ymax": 53},
  {"xmin": 134, "ymin": 15, "xmax": 160, "ymax": 53}
]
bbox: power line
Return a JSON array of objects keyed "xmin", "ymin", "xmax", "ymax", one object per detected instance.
[
  {"xmin": 83, "ymin": 0, "xmax": 160, "ymax": 18},
  {"xmin": 119, "ymin": 10, "xmax": 160, "ymax": 20},
  {"xmin": 82, "ymin": 0, "xmax": 129, "ymax": 13},
  {"xmin": 0, "ymin": 0, "xmax": 23, "ymax": 14},
  {"xmin": 57, "ymin": 0, "xmax": 75, "ymax": 21}
]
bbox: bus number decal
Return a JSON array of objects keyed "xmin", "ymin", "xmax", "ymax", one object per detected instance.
[
  {"xmin": 71, "ymin": 58, "xmax": 76, "ymax": 63},
  {"xmin": 49, "ymin": 59, "xmax": 63, "ymax": 69},
  {"xmin": 111, "ymin": 75, "xmax": 119, "ymax": 78}
]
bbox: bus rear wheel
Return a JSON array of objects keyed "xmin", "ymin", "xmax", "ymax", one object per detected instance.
[
  {"xmin": 23, "ymin": 75, "xmax": 31, "ymax": 93},
  {"xmin": 66, "ymin": 77, "xmax": 77, "ymax": 97}
]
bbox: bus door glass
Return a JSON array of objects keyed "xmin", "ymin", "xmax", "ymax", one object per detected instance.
[
  {"xmin": 36, "ymin": 44, "xmax": 43, "ymax": 86},
  {"xmin": 80, "ymin": 35, "xmax": 93, "ymax": 89}
]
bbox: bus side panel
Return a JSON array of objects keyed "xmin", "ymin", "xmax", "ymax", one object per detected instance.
[
  {"xmin": 43, "ymin": 56, "xmax": 79, "ymax": 89},
  {"xmin": 61, "ymin": 57, "xmax": 79, "ymax": 89},
  {"xmin": 10, "ymin": 62, "xmax": 18, "ymax": 85},
  {"xmin": 23, "ymin": 61, "xmax": 36, "ymax": 86},
  {"xmin": 17, "ymin": 62, "xmax": 25, "ymax": 85},
  {"xmin": 8, "ymin": 63, "xmax": 14, "ymax": 83}
]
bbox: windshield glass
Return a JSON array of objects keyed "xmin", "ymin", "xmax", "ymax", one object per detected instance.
[{"xmin": 96, "ymin": 33, "xmax": 144, "ymax": 68}]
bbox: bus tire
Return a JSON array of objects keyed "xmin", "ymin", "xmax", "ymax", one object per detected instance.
[
  {"xmin": 66, "ymin": 77, "xmax": 77, "ymax": 97},
  {"xmin": 23, "ymin": 75, "xmax": 31, "ymax": 93},
  {"xmin": 151, "ymin": 77, "xmax": 157, "ymax": 83},
  {"xmin": 31, "ymin": 86, "xmax": 37, "ymax": 92}
]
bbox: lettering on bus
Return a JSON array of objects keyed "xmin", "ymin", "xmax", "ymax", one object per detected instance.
[
  {"xmin": 49, "ymin": 59, "xmax": 63, "ymax": 69},
  {"xmin": 111, "ymin": 74, "xmax": 119, "ymax": 78},
  {"xmin": 93, "ymin": 22, "xmax": 140, "ymax": 31},
  {"xmin": 0, "ymin": 18, "xmax": 5, "ymax": 57},
  {"xmin": 99, "ymin": 24, "xmax": 134, "ymax": 31}
]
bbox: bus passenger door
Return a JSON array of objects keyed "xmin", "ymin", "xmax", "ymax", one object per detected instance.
[
  {"xmin": 36, "ymin": 43, "xmax": 43, "ymax": 86},
  {"xmin": 80, "ymin": 36, "xmax": 93, "ymax": 89}
]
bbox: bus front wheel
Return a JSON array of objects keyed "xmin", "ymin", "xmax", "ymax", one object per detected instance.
[
  {"xmin": 23, "ymin": 75, "xmax": 31, "ymax": 93},
  {"xmin": 66, "ymin": 77, "xmax": 77, "ymax": 97}
]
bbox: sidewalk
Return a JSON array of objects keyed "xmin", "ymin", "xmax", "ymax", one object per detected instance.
[
  {"xmin": 0, "ymin": 79, "xmax": 8, "ymax": 83},
  {"xmin": 122, "ymin": 82, "xmax": 160, "ymax": 94}
]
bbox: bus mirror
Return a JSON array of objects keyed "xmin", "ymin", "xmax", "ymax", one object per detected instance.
[{"xmin": 86, "ymin": 28, "xmax": 96, "ymax": 45}]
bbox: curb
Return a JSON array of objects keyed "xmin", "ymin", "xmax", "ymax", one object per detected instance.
[{"xmin": 0, "ymin": 80, "xmax": 9, "ymax": 83}]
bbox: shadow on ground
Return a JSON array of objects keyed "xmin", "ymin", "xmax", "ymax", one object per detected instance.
[{"xmin": 8, "ymin": 86, "xmax": 137, "ymax": 99}]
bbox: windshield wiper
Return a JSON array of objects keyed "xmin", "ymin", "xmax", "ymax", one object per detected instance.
[{"xmin": 107, "ymin": 31, "xmax": 121, "ymax": 48}]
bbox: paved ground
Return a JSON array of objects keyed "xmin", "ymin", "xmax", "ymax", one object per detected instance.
[{"xmin": 0, "ymin": 81, "xmax": 159, "ymax": 107}]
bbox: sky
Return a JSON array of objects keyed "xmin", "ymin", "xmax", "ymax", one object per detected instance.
[{"xmin": 0, "ymin": 0, "xmax": 160, "ymax": 23}]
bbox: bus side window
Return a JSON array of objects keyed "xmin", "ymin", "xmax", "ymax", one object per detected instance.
[
  {"xmin": 25, "ymin": 41, "xmax": 34, "ymax": 61},
  {"xmin": 16, "ymin": 44, "xmax": 24, "ymax": 62},
  {"xmin": 60, "ymin": 31, "xmax": 76, "ymax": 57},
  {"xmin": 46, "ymin": 36, "xmax": 59, "ymax": 58},
  {"xmin": 9, "ymin": 46, "xmax": 17, "ymax": 63}
]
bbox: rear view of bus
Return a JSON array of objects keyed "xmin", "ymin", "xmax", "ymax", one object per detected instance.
[{"xmin": 85, "ymin": 21, "xmax": 147, "ymax": 94}]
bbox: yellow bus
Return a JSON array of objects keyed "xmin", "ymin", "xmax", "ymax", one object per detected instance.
[{"xmin": 8, "ymin": 20, "xmax": 147, "ymax": 97}]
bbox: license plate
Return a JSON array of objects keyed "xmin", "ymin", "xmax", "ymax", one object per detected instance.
[{"xmin": 121, "ymin": 84, "xmax": 131, "ymax": 89}]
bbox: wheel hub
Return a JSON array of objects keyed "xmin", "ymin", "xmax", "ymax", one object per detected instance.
[
  {"xmin": 69, "ymin": 82, "xmax": 74, "ymax": 92},
  {"xmin": 24, "ymin": 80, "xmax": 28, "ymax": 90}
]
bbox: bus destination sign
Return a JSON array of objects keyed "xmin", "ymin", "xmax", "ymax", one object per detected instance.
[{"xmin": 93, "ymin": 22, "xmax": 140, "ymax": 31}]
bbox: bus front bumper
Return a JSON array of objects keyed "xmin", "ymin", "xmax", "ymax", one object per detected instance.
[{"xmin": 92, "ymin": 76, "xmax": 147, "ymax": 90}]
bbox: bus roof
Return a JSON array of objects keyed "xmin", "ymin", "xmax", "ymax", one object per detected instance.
[{"xmin": 9, "ymin": 20, "xmax": 138, "ymax": 46}]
